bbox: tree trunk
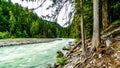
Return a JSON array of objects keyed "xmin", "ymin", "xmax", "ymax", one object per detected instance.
[
  {"xmin": 92, "ymin": 0, "xmax": 100, "ymax": 49},
  {"xmin": 80, "ymin": 0, "xmax": 86, "ymax": 56},
  {"xmin": 102, "ymin": 0, "xmax": 109, "ymax": 29}
]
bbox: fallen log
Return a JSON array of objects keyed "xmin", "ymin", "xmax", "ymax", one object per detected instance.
[
  {"xmin": 67, "ymin": 26, "xmax": 120, "ymax": 57},
  {"xmin": 101, "ymin": 26, "xmax": 120, "ymax": 38},
  {"xmin": 66, "ymin": 39, "xmax": 91, "ymax": 57},
  {"xmin": 66, "ymin": 40, "xmax": 82, "ymax": 57},
  {"xmin": 101, "ymin": 24, "xmax": 116, "ymax": 34}
]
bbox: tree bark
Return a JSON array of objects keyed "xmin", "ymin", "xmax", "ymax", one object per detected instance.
[
  {"xmin": 80, "ymin": 0, "xmax": 86, "ymax": 56},
  {"xmin": 92, "ymin": 0, "xmax": 100, "ymax": 48},
  {"xmin": 102, "ymin": 0, "xmax": 109, "ymax": 29}
]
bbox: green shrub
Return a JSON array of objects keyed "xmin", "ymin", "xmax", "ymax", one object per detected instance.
[
  {"xmin": 113, "ymin": 20, "xmax": 120, "ymax": 25},
  {"xmin": 23, "ymin": 30, "xmax": 28, "ymax": 38},
  {"xmin": 0, "ymin": 32, "xmax": 10, "ymax": 39},
  {"xmin": 11, "ymin": 36, "xmax": 15, "ymax": 39},
  {"xmin": 14, "ymin": 31, "xmax": 22, "ymax": 38},
  {"xmin": 56, "ymin": 51, "xmax": 68, "ymax": 66},
  {"xmin": 56, "ymin": 57, "xmax": 68, "ymax": 66}
]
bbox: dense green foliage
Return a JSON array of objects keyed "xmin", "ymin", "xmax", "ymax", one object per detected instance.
[
  {"xmin": 0, "ymin": 0, "xmax": 65, "ymax": 38},
  {"xmin": 65, "ymin": 0, "xmax": 93, "ymax": 40},
  {"xmin": 111, "ymin": 1, "xmax": 120, "ymax": 22},
  {"xmin": 0, "ymin": 0, "xmax": 120, "ymax": 39}
]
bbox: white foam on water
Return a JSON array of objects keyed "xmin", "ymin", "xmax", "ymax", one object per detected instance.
[{"xmin": 0, "ymin": 38, "xmax": 75, "ymax": 68}]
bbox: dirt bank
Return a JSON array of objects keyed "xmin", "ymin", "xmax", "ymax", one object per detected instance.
[{"xmin": 0, "ymin": 38, "xmax": 56, "ymax": 47}]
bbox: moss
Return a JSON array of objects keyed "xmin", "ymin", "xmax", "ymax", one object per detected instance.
[{"xmin": 117, "ymin": 47, "xmax": 120, "ymax": 51}]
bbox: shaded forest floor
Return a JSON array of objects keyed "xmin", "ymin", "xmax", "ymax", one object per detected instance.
[
  {"xmin": 64, "ymin": 38, "xmax": 120, "ymax": 68},
  {"xmin": 53, "ymin": 24, "xmax": 120, "ymax": 68}
]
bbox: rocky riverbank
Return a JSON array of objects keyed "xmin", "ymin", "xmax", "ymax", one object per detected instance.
[
  {"xmin": 0, "ymin": 38, "xmax": 56, "ymax": 47},
  {"xmin": 62, "ymin": 25, "xmax": 120, "ymax": 68},
  {"xmin": 52, "ymin": 25, "xmax": 120, "ymax": 68}
]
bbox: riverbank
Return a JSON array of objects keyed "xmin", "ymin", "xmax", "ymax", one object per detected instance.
[
  {"xmin": 61, "ymin": 26, "xmax": 120, "ymax": 68},
  {"xmin": 0, "ymin": 38, "xmax": 56, "ymax": 47}
]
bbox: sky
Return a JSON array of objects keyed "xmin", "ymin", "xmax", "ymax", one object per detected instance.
[{"xmin": 11, "ymin": 0, "xmax": 75, "ymax": 27}]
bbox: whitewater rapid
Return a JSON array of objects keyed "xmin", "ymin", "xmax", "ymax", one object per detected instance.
[{"xmin": 0, "ymin": 39, "xmax": 75, "ymax": 68}]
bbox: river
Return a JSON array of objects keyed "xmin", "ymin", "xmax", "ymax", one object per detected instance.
[{"xmin": 0, "ymin": 39, "xmax": 75, "ymax": 68}]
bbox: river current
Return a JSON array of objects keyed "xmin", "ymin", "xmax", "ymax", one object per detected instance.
[{"xmin": 0, "ymin": 39, "xmax": 75, "ymax": 68}]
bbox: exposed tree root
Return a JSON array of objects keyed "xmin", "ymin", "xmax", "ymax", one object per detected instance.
[
  {"xmin": 52, "ymin": 26, "xmax": 120, "ymax": 68},
  {"xmin": 62, "ymin": 26, "xmax": 120, "ymax": 68}
]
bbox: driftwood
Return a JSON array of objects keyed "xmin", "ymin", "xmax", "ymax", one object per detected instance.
[
  {"xmin": 66, "ymin": 40, "xmax": 82, "ymax": 57},
  {"xmin": 63, "ymin": 26, "xmax": 120, "ymax": 68},
  {"xmin": 73, "ymin": 41, "xmax": 120, "ymax": 68},
  {"xmin": 66, "ymin": 26, "xmax": 120, "ymax": 58},
  {"xmin": 101, "ymin": 26, "xmax": 120, "ymax": 38},
  {"xmin": 66, "ymin": 39, "xmax": 91, "ymax": 57},
  {"xmin": 67, "ymin": 39, "xmax": 91, "ymax": 57},
  {"xmin": 101, "ymin": 24, "xmax": 116, "ymax": 34}
]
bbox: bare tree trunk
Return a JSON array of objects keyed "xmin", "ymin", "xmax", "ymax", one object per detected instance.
[
  {"xmin": 92, "ymin": 0, "xmax": 100, "ymax": 49},
  {"xmin": 80, "ymin": 0, "xmax": 86, "ymax": 56},
  {"xmin": 102, "ymin": 0, "xmax": 109, "ymax": 29}
]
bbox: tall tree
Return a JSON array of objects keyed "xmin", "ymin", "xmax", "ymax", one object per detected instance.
[
  {"xmin": 80, "ymin": 0, "xmax": 86, "ymax": 56},
  {"xmin": 9, "ymin": 11, "xmax": 16, "ymax": 35},
  {"xmin": 102, "ymin": 0, "xmax": 109, "ymax": 29},
  {"xmin": 92, "ymin": 0, "xmax": 100, "ymax": 49}
]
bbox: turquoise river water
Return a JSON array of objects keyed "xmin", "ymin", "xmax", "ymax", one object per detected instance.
[{"xmin": 0, "ymin": 39, "xmax": 75, "ymax": 68}]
